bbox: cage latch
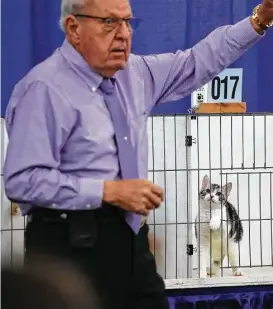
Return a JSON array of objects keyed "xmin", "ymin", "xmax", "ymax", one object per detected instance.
[
  {"xmin": 187, "ymin": 244, "xmax": 197, "ymax": 255},
  {"xmin": 185, "ymin": 136, "xmax": 196, "ymax": 146}
]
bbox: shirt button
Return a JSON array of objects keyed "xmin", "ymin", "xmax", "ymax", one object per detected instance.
[
  {"xmin": 91, "ymin": 87, "xmax": 96, "ymax": 92},
  {"xmin": 124, "ymin": 136, "xmax": 128, "ymax": 140},
  {"xmin": 60, "ymin": 213, "xmax": 67, "ymax": 219},
  {"xmin": 86, "ymin": 204, "xmax": 91, "ymax": 209}
]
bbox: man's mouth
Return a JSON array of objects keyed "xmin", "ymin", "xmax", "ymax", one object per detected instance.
[{"xmin": 111, "ymin": 48, "xmax": 125, "ymax": 53}]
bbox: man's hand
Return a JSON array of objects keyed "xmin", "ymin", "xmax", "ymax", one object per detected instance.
[
  {"xmin": 260, "ymin": 0, "xmax": 273, "ymax": 24},
  {"xmin": 251, "ymin": 1, "xmax": 273, "ymax": 33},
  {"xmin": 103, "ymin": 179, "xmax": 164, "ymax": 216}
]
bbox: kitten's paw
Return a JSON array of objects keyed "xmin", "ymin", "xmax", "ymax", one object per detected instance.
[
  {"xmin": 233, "ymin": 268, "xmax": 243, "ymax": 276},
  {"xmin": 207, "ymin": 267, "xmax": 217, "ymax": 276},
  {"xmin": 209, "ymin": 217, "xmax": 221, "ymax": 230},
  {"xmin": 199, "ymin": 271, "xmax": 207, "ymax": 279}
]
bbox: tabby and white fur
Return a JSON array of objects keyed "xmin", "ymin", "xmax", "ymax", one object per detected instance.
[{"xmin": 195, "ymin": 175, "xmax": 243, "ymax": 278}]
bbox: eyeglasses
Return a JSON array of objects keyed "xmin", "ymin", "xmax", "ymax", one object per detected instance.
[{"xmin": 74, "ymin": 14, "xmax": 141, "ymax": 31}]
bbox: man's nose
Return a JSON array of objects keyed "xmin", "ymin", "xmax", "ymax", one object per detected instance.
[{"xmin": 116, "ymin": 21, "xmax": 131, "ymax": 39}]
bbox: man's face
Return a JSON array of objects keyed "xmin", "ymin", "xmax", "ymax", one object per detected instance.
[{"xmin": 65, "ymin": 0, "xmax": 133, "ymax": 77}]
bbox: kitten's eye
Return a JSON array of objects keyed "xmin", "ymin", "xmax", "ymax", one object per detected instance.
[
  {"xmin": 216, "ymin": 192, "xmax": 221, "ymax": 196},
  {"xmin": 206, "ymin": 189, "xmax": 210, "ymax": 193}
]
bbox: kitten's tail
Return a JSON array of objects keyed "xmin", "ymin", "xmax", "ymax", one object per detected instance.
[
  {"xmin": 231, "ymin": 218, "xmax": 243, "ymax": 243},
  {"xmin": 226, "ymin": 202, "xmax": 244, "ymax": 243}
]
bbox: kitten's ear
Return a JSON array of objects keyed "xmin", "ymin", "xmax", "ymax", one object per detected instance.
[
  {"xmin": 201, "ymin": 175, "xmax": 210, "ymax": 189},
  {"xmin": 222, "ymin": 182, "xmax": 232, "ymax": 196}
]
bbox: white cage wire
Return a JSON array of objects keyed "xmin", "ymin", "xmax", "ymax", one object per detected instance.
[
  {"xmin": 1, "ymin": 113, "xmax": 273, "ymax": 287},
  {"xmin": 146, "ymin": 113, "xmax": 273, "ymax": 283}
]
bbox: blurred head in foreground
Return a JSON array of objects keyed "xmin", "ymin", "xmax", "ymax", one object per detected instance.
[{"xmin": 2, "ymin": 255, "xmax": 100, "ymax": 309}]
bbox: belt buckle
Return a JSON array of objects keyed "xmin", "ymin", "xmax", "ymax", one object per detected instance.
[{"xmin": 140, "ymin": 216, "xmax": 146, "ymax": 227}]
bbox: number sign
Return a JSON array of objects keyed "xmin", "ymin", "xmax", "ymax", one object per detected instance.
[{"xmin": 207, "ymin": 68, "xmax": 243, "ymax": 103}]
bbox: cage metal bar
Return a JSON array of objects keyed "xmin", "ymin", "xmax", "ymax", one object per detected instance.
[
  {"xmin": 10, "ymin": 202, "xmax": 13, "ymax": 267},
  {"xmin": 162, "ymin": 116, "xmax": 167, "ymax": 278},
  {"xmin": 237, "ymin": 173, "xmax": 241, "ymax": 269},
  {"xmin": 2, "ymin": 217, "xmax": 273, "ymax": 232},
  {"xmin": 270, "ymin": 173, "xmax": 273, "ymax": 267},
  {"xmin": 150, "ymin": 112, "xmax": 273, "ymax": 118},
  {"xmin": 219, "ymin": 113, "xmax": 224, "ymax": 278},
  {"xmin": 0, "ymin": 174, "xmax": 4, "ymax": 267},
  {"xmin": 221, "ymin": 171, "xmax": 273, "ymax": 175},
  {"xmin": 208, "ymin": 114, "xmax": 213, "ymax": 278},
  {"xmin": 253, "ymin": 115, "xmax": 256, "ymax": 169},
  {"xmin": 224, "ymin": 173, "xmax": 229, "ymax": 275},
  {"xmin": 112, "ymin": 218, "xmax": 273, "ymax": 227},
  {"xmin": 150, "ymin": 116, "xmax": 156, "ymax": 257},
  {"xmin": 186, "ymin": 115, "xmax": 193, "ymax": 278},
  {"xmin": 174, "ymin": 116, "xmax": 178, "ymax": 279},
  {"xmin": 185, "ymin": 115, "xmax": 189, "ymax": 278},
  {"xmin": 264, "ymin": 114, "xmax": 267, "ymax": 169},
  {"xmin": 242, "ymin": 115, "xmax": 245, "ymax": 170},
  {"xmin": 231, "ymin": 115, "xmax": 234, "ymax": 169},
  {"xmin": 196, "ymin": 114, "xmax": 201, "ymax": 279},
  {"xmin": 259, "ymin": 172, "xmax": 263, "ymax": 267},
  {"xmin": 192, "ymin": 264, "xmax": 273, "ymax": 270},
  {"xmin": 248, "ymin": 173, "xmax": 252, "ymax": 268},
  {"xmin": 148, "ymin": 166, "xmax": 273, "ymax": 173}
]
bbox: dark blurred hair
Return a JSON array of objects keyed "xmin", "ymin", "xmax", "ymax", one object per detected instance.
[
  {"xmin": 2, "ymin": 255, "xmax": 101, "ymax": 309},
  {"xmin": 2, "ymin": 268, "xmax": 68, "ymax": 309}
]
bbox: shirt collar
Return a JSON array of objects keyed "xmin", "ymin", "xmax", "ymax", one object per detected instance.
[{"xmin": 60, "ymin": 39, "xmax": 103, "ymax": 91}]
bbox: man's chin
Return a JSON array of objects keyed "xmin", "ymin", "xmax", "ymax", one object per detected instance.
[
  {"xmin": 99, "ymin": 61, "xmax": 127, "ymax": 78},
  {"xmin": 108, "ymin": 59, "xmax": 128, "ymax": 70}
]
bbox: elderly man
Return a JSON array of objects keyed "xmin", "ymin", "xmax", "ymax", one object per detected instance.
[{"xmin": 3, "ymin": 0, "xmax": 273, "ymax": 308}]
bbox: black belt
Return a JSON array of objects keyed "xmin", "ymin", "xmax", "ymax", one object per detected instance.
[
  {"xmin": 27, "ymin": 204, "xmax": 128, "ymax": 248},
  {"xmin": 28, "ymin": 204, "xmax": 147, "ymax": 228},
  {"xmin": 28, "ymin": 203, "xmax": 124, "ymax": 224}
]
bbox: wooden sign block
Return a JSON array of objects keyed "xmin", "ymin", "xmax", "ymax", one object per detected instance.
[{"xmin": 195, "ymin": 102, "xmax": 246, "ymax": 114}]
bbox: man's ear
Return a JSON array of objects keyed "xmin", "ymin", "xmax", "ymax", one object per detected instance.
[{"xmin": 64, "ymin": 15, "xmax": 81, "ymax": 42}]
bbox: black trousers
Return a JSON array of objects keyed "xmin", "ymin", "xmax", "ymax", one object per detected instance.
[{"xmin": 24, "ymin": 205, "xmax": 169, "ymax": 309}]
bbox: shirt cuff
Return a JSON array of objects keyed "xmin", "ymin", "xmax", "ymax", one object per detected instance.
[
  {"xmin": 79, "ymin": 178, "xmax": 104, "ymax": 210},
  {"xmin": 228, "ymin": 17, "xmax": 264, "ymax": 48}
]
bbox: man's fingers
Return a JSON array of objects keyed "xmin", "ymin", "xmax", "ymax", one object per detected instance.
[
  {"xmin": 150, "ymin": 184, "xmax": 164, "ymax": 201},
  {"xmin": 137, "ymin": 208, "xmax": 150, "ymax": 216},
  {"xmin": 142, "ymin": 197, "xmax": 154, "ymax": 210},
  {"xmin": 145, "ymin": 191, "xmax": 163, "ymax": 208}
]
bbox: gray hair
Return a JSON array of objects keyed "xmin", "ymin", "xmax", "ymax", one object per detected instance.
[{"xmin": 59, "ymin": 0, "xmax": 86, "ymax": 31}]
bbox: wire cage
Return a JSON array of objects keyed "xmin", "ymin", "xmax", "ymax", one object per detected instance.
[
  {"xmin": 1, "ymin": 113, "xmax": 273, "ymax": 286},
  {"xmin": 146, "ymin": 112, "xmax": 273, "ymax": 284}
]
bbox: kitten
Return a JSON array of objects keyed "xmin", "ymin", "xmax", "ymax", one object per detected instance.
[{"xmin": 195, "ymin": 175, "xmax": 243, "ymax": 278}]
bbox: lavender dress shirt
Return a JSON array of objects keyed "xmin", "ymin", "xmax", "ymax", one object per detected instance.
[{"xmin": 3, "ymin": 18, "xmax": 261, "ymax": 215}]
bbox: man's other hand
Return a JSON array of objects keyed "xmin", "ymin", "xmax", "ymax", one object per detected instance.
[{"xmin": 103, "ymin": 179, "xmax": 164, "ymax": 216}]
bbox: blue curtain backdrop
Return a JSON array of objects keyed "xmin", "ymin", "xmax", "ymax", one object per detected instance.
[{"xmin": 1, "ymin": 0, "xmax": 273, "ymax": 117}]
